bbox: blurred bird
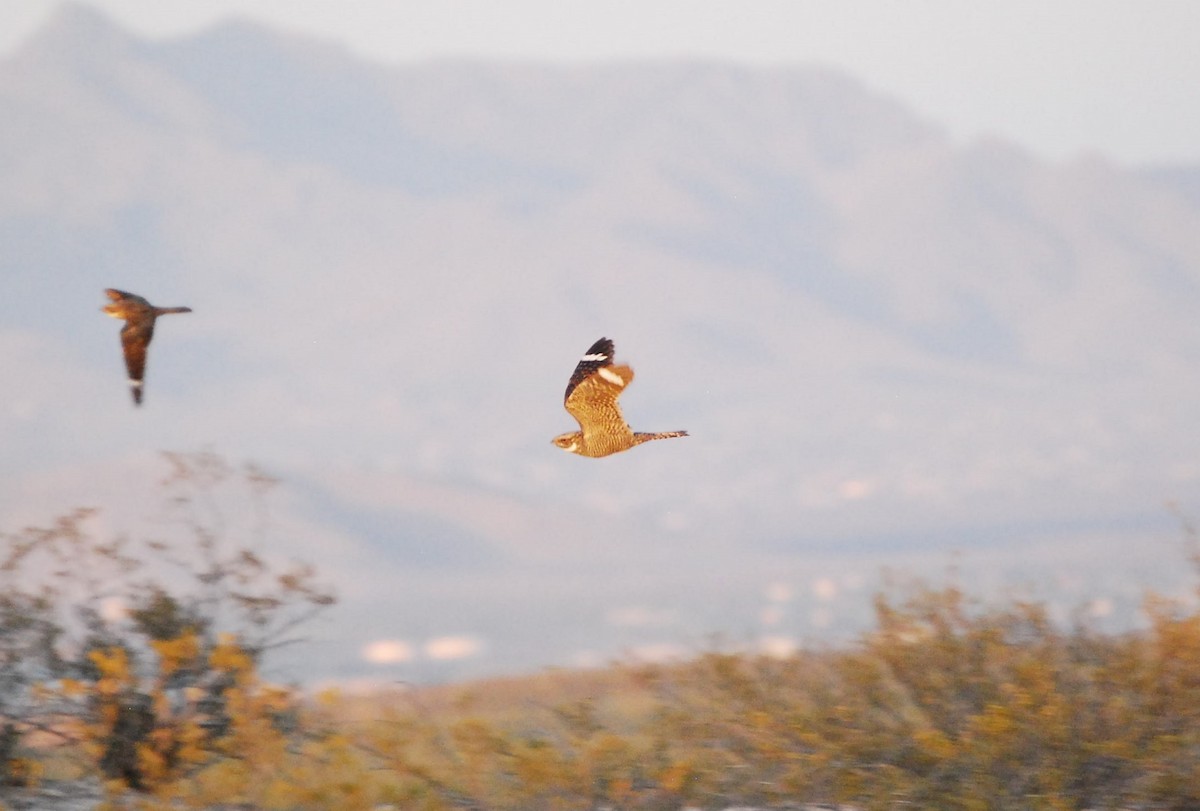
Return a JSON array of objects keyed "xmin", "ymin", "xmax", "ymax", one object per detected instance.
[
  {"xmin": 101, "ymin": 288, "xmax": 192, "ymax": 406},
  {"xmin": 552, "ymin": 337, "xmax": 688, "ymax": 458}
]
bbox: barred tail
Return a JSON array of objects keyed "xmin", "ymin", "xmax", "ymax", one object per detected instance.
[{"xmin": 632, "ymin": 430, "xmax": 689, "ymax": 446}]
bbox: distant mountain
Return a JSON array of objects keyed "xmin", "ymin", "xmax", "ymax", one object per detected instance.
[
  {"xmin": 2, "ymin": 2, "xmax": 1199, "ymax": 683},
  {"xmin": 1141, "ymin": 165, "xmax": 1200, "ymax": 211}
]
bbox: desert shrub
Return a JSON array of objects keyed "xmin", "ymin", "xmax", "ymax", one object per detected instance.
[
  {"xmin": 346, "ymin": 565, "xmax": 1200, "ymax": 811},
  {"xmin": 617, "ymin": 577, "xmax": 1200, "ymax": 811},
  {"xmin": 0, "ymin": 450, "xmax": 335, "ymax": 805},
  {"xmin": 8, "ymin": 456, "xmax": 1200, "ymax": 809}
]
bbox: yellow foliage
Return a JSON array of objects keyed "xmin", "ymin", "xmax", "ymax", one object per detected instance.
[
  {"xmin": 209, "ymin": 634, "xmax": 252, "ymax": 676},
  {"xmin": 148, "ymin": 630, "xmax": 199, "ymax": 677},
  {"xmin": 16, "ymin": 547, "xmax": 1200, "ymax": 809},
  {"xmin": 88, "ymin": 647, "xmax": 131, "ymax": 687},
  {"xmin": 315, "ymin": 686, "xmax": 341, "ymax": 707},
  {"xmin": 913, "ymin": 726, "xmax": 956, "ymax": 761},
  {"xmin": 658, "ymin": 759, "xmax": 693, "ymax": 792},
  {"xmin": 3, "ymin": 755, "xmax": 44, "ymax": 788},
  {"xmin": 971, "ymin": 702, "xmax": 1016, "ymax": 739}
]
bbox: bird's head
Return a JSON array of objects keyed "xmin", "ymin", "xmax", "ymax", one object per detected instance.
[{"xmin": 551, "ymin": 432, "xmax": 583, "ymax": 454}]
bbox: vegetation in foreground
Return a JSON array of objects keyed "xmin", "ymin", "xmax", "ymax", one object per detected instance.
[{"xmin": 1, "ymin": 452, "xmax": 1199, "ymax": 810}]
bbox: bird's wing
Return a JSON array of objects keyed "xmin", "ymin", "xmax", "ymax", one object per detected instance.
[
  {"xmin": 564, "ymin": 337, "xmax": 616, "ymax": 403},
  {"xmin": 105, "ymin": 288, "xmax": 149, "ymax": 305},
  {"xmin": 120, "ymin": 317, "xmax": 155, "ymax": 386},
  {"xmin": 565, "ymin": 363, "xmax": 634, "ymax": 437}
]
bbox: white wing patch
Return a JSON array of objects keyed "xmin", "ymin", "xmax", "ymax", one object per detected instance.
[
  {"xmin": 598, "ymin": 367, "xmax": 625, "ymax": 387},
  {"xmin": 581, "ymin": 352, "xmax": 609, "ymax": 362}
]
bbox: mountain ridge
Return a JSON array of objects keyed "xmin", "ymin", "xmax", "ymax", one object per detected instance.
[{"xmin": 2, "ymin": 4, "xmax": 1199, "ymax": 681}]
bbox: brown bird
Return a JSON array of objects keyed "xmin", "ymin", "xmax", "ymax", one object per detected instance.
[
  {"xmin": 101, "ymin": 288, "xmax": 192, "ymax": 406},
  {"xmin": 552, "ymin": 337, "xmax": 688, "ymax": 458}
]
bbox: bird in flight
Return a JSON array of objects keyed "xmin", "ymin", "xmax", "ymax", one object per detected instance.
[
  {"xmin": 101, "ymin": 288, "xmax": 192, "ymax": 406},
  {"xmin": 552, "ymin": 337, "xmax": 688, "ymax": 458}
]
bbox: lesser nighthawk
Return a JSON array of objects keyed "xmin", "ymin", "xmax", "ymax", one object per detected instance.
[
  {"xmin": 552, "ymin": 337, "xmax": 688, "ymax": 458},
  {"xmin": 101, "ymin": 288, "xmax": 192, "ymax": 406}
]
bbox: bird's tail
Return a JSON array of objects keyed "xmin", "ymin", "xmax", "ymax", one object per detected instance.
[
  {"xmin": 632, "ymin": 430, "xmax": 689, "ymax": 446},
  {"xmin": 153, "ymin": 306, "xmax": 193, "ymax": 315}
]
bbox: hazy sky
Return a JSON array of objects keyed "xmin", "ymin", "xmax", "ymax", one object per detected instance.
[{"xmin": 3, "ymin": 1, "xmax": 1199, "ymax": 166}]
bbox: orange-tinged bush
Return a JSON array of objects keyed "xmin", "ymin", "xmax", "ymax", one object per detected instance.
[
  {"xmin": 341, "ymin": 570, "xmax": 1200, "ymax": 810},
  {"xmin": 15, "ymin": 573, "xmax": 1200, "ymax": 809},
  {"xmin": 0, "ymin": 452, "xmax": 336, "ymax": 806},
  {"xmin": 7, "ymin": 456, "xmax": 1200, "ymax": 809}
]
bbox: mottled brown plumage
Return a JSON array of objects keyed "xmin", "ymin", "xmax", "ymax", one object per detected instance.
[
  {"xmin": 102, "ymin": 288, "xmax": 191, "ymax": 406},
  {"xmin": 552, "ymin": 337, "xmax": 688, "ymax": 458}
]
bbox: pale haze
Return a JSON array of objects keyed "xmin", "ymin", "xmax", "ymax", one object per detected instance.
[
  {"xmin": 2, "ymin": 1, "xmax": 1200, "ymax": 685},
  {"xmin": 3, "ymin": 0, "xmax": 1200, "ymax": 165}
]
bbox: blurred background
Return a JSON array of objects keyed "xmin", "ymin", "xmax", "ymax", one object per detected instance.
[{"xmin": 2, "ymin": 0, "xmax": 1199, "ymax": 686}]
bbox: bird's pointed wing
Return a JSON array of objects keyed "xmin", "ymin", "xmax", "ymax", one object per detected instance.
[
  {"xmin": 565, "ymin": 363, "xmax": 635, "ymax": 439},
  {"xmin": 561, "ymin": 337, "xmax": 638, "ymax": 440},
  {"xmin": 105, "ymin": 288, "xmax": 149, "ymax": 305},
  {"xmin": 564, "ymin": 337, "xmax": 617, "ymax": 401},
  {"xmin": 120, "ymin": 318, "xmax": 155, "ymax": 404}
]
